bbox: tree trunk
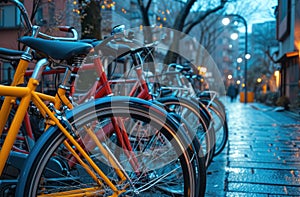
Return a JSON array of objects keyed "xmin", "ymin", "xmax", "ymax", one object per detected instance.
[
  {"xmin": 164, "ymin": 0, "xmax": 227, "ymax": 66},
  {"xmin": 81, "ymin": 0, "xmax": 102, "ymax": 40},
  {"xmin": 137, "ymin": 0, "xmax": 153, "ymax": 43}
]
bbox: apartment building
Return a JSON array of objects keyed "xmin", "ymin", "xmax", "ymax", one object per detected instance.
[{"xmin": 275, "ymin": 0, "xmax": 300, "ymax": 110}]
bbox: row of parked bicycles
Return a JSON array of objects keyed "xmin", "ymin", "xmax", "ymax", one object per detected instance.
[{"xmin": 0, "ymin": 0, "xmax": 228, "ymax": 196}]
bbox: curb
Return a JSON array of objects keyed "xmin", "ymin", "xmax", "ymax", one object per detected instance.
[
  {"xmin": 284, "ymin": 110, "xmax": 300, "ymax": 120},
  {"xmin": 249, "ymin": 103, "xmax": 273, "ymax": 111},
  {"xmin": 250, "ymin": 103, "xmax": 300, "ymax": 120}
]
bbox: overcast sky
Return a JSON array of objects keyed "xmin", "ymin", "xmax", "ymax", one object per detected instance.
[
  {"xmin": 225, "ymin": 0, "xmax": 278, "ymax": 32},
  {"xmin": 249, "ymin": 0, "xmax": 277, "ymax": 24}
]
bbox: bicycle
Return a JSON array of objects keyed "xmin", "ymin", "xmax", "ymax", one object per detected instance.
[
  {"xmin": 0, "ymin": 36, "xmax": 200, "ymax": 197},
  {"xmin": 85, "ymin": 29, "xmax": 216, "ymax": 169},
  {"xmin": 19, "ymin": 25, "xmax": 215, "ymax": 171},
  {"xmin": 154, "ymin": 62, "xmax": 228, "ymax": 156},
  {"xmin": 17, "ymin": 35, "xmax": 207, "ymax": 196},
  {"xmin": 0, "ymin": 1, "xmax": 203, "ymax": 196},
  {"xmin": 15, "ymin": 23, "xmax": 213, "ymax": 172}
]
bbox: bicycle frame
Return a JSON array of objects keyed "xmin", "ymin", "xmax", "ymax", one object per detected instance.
[
  {"xmin": 64, "ymin": 55, "xmax": 142, "ymax": 170},
  {"xmin": 0, "ymin": 56, "xmax": 129, "ymax": 195},
  {"xmin": 79, "ymin": 53, "xmax": 152, "ymax": 101},
  {"xmin": 0, "ymin": 47, "xmax": 143, "ymax": 172}
]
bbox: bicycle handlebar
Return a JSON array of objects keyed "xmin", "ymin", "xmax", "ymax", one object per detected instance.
[
  {"xmin": 39, "ymin": 26, "xmax": 79, "ymax": 41},
  {"xmin": 1, "ymin": 0, "xmax": 78, "ymax": 41}
]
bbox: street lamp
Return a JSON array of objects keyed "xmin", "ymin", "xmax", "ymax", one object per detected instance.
[
  {"xmin": 237, "ymin": 57, "xmax": 243, "ymax": 63},
  {"xmin": 222, "ymin": 14, "xmax": 249, "ymax": 104},
  {"xmin": 230, "ymin": 32, "xmax": 239, "ymax": 40}
]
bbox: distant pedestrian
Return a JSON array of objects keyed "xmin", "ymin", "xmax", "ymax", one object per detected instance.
[
  {"xmin": 227, "ymin": 83, "xmax": 236, "ymax": 102},
  {"xmin": 234, "ymin": 84, "xmax": 239, "ymax": 100}
]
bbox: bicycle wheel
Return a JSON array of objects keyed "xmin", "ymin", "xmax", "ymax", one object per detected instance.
[
  {"xmin": 17, "ymin": 96, "xmax": 205, "ymax": 196},
  {"xmin": 198, "ymin": 98, "xmax": 228, "ymax": 156},
  {"xmin": 156, "ymin": 96, "xmax": 215, "ymax": 168},
  {"xmin": 198, "ymin": 95, "xmax": 226, "ymax": 121}
]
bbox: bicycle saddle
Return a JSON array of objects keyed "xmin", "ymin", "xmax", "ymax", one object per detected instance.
[
  {"xmin": 19, "ymin": 36, "xmax": 93, "ymax": 61},
  {"xmin": 0, "ymin": 47, "xmax": 24, "ymax": 61}
]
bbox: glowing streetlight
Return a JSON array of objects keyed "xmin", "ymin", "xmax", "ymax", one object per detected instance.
[
  {"xmin": 223, "ymin": 14, "xmax": 249, "ymax": 103},
  {"xmin": 222, "ymin": 17, "xmax": 230, "ymax": 26},
  {"xmin": 245, "ymin": 53, "xmax": 251, "ymax": 60},
  {"xmin": 257, "ymin": 78, "xmax": 262, "ymax": 83},
  {"xmin": 237, "ymin": 57, "xmax": 243, "ymax": 63},
  {"xmin": 230, "ymin": 32, "xmax": 239, "ymax": 40}
]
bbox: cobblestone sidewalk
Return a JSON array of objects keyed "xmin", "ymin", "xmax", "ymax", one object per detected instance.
[{"xmin": 205, "ymin": 99, "xmax": 300, "ymax": 196}]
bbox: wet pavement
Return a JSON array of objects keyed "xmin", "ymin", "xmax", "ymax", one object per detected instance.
[{"xmin": 205, "ymin": 98, "xmax": 300, "ymax": 196}]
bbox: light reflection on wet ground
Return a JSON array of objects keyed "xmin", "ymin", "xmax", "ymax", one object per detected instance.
[{"xmin": 206, "ymin": 98, "xmax": 300, "ymax": 196}]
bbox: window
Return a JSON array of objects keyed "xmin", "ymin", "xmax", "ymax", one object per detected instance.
[
  {"xmin": 277, "ymin": 0, "xmax": 290, "ymax": 40},
  {"xmin": 35, "ymin": 7, "xmax": 45, "ymax": 26},
  {"xmin": 0, "ymin": 5, "xmax": 21, "ymax": 29},
  {"xmin": 0, "ymin": 62, "xmax": 14, "ymax": 83}
]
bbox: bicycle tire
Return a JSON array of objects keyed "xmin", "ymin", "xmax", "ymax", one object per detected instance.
[
  {"xmin": 156, "ymin": 96, "xmax": 216, "ymax": 168},
  {"xmin": 16, "ymin": 96, "xmax": 205, "ymax": 196},
  {"xmin": 198, "ymin": 98, "xmax": 228, "ymax": 156},
  {"xmin": 198, "ymin": 95, "xmax": 226, "ymax": 121}
]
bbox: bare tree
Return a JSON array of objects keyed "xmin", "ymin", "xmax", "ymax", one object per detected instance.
[
  {"xmin": 25, "ymin": 0, "xmax": 77, "ymax": 34},
  {"xmin": 227, "ymin": 0, "xmax": 261, "ymax": 17},
  {"xmin": 133, "ymin": 0, "xmax": 230, "ymax": 73},
  {"xmin": 78, "ymin": 0, "xmax": 103, "ymax": 39},
  {"xmin": 137, "ymin": 0, "xmax": 153, "ymax": 43},
  {"xmin": 247, "ymin": 21, "xmax": 278, "ymax": 90},
  {"xmin": 164, "ymin": 0, "xmax": 228, "ymax": 64},
  {"xmin": 183, "ymin": 1, "xmax": 228, "ymax": 35}
]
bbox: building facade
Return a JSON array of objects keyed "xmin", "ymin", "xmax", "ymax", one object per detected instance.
[
  {"xmin": 275, "ymin": 0, "xmax": 300, "ymax": 110},
  {"xmin": 251, "ymin": 21, "xmax": 279, "ymax": 93},
  {"xmin": 0, "ymin": 0, "xmax": 77, "ymax": 83}
]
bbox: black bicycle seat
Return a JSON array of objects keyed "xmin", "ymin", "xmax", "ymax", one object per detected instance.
[
  {"xmin": 19, "ymin": 36, "xmax": 93, "ymax": 61},
  {"xmin": 0, "ymin": 47, "xmax": 24, "ymax": 61}
]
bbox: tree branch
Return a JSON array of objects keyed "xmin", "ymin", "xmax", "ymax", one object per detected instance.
[
  {"xmin": 137, "ymin": 0, "xmax": 151, "ymax": 26},
  {"xmin": 137, "ymin": 0, "xmax": 145, "ymax": 13},
  {"xmin": 146, "ymin": 0, "xmax": 152, "ymax": 11},
  {"xmin": 265, "ymin": 49, "xmax": 277, "ymax": 63},
  {"xmin": 30, "ymin": 0, "xmax": 41, "ymax": 23},
  {"xmin": 184, "ymin": 1, "xmax": 226, "ymax": 34},
  {"xmin": 173, "ymin": 0, "xmax": 197, "ymax": 30}
]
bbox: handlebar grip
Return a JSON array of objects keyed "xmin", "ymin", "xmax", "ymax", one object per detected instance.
[
  {"xmin": 58, "ymin": 26, "xmax": 75, "ymax": 33},
  {"xmin": 38, "ymin": 26, "xmax": 78, "ymax": 41}
]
